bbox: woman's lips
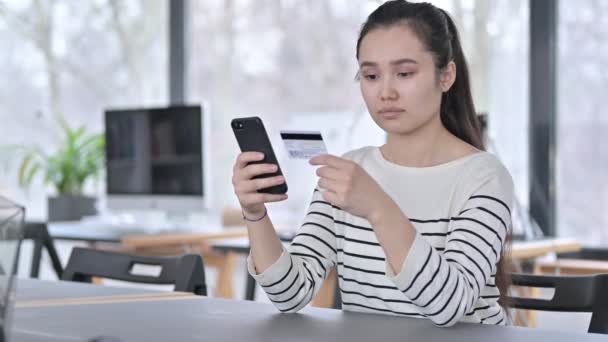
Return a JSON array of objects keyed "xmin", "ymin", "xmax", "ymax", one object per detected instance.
[{"xmin": 378, "ymin": 109, "xmax": 404, "ymax": 119}]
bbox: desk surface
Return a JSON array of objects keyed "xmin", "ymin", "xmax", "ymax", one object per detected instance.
[
  {"xmin": 11, "ymin": 279, "xmax": 605, "ymax": 342},
  {"xmin": 46, "ymin": 222, "xmax": 157, "ymax": 243},
  {"xmin": 15, "ymin": 278, "xmax": 163, "ymax": 302},
  {"xmin": 44, "ymin": 220, "xmax": 232, "ymax": 243},
  {"xmin": 511, "ymin": 237, "xmax": 581, "ymax": 259},
  {"xmin": 44, "ymin": 219, "xmax": 581, "ymax": 260},
  {"xmin": 213, "ymin": 237, "xmax": 582, "ymax": 257},
  {"xmin": 45, "ymin": 221, "xmax": 289, "ymax": 245}
]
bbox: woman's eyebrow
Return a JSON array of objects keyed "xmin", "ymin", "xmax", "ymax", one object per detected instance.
[
  {"xmin": 390, "ymin": 58, "xmax": 418, "ymax": 65},
  {"xmin": 359, "ymin": 58, "xmax": 418, "ymax": 68}
]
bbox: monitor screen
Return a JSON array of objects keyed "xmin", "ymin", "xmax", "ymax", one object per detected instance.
[{"xmin": 105, "ymin": 106, "xmax": 203, "ymax": 197}]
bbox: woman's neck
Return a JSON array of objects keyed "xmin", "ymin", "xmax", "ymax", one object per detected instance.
[{"xmin": 381, "ymin": 117, "xmax": 468, "ymax": 168}]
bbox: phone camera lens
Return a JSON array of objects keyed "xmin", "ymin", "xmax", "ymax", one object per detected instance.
[{"xmin": 232, "ymin": 121, "xmax": 244, "ymax": 129}]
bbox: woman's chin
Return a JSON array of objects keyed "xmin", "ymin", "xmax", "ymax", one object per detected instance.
[{"xmin": 377, "ymin": 120, "xmax": 417, "ymax": 136}]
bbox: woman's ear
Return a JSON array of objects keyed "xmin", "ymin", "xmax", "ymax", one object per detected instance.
[{"xmin": 440, "ymin": 61, "xmax": 456, "ymax": 92}]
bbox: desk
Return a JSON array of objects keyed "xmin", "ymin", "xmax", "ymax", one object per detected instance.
[
  {"xmin": 24, "ymin": 220, "xmax": 225, "ymax": 278},
  {"xmin": 511, "ymin": 238, "xmax": 581, "ymax": 259},
  {"xmin": 47, "ymin": 221, "xmax": 229, "ymax": 244},
  {"xmin": 40, "ymin": 220, "xmax": 582, "ymax": 303},
  {"xmin": 26, "ymin": 221, "xmax": 247, "ymax": 298},
  {"xmin": 212, "ymin": 237, "xmax": 582, "ymax": 258},
  {"xmin": 14, "ymin": 278, "xmax": 195, "ymax": 310},
  {"xmin": 15, "ymin": 278, "xmax": 159, "ymax": 302},
  {"xmin": 212, "ymin": 237, "xmax": 290, "ymax": 301},
  {"xmin": 12, "ymin": 279, "xmax": 605, "ymax": 342},
  {"xmin": 211, "ymin": 237, "xmax": 583, "ymax": 304}
]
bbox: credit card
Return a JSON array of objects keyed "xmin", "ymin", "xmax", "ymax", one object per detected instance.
[{"xmin": 280, "ymin": 130, "xmax": 327, "ymax": 159}]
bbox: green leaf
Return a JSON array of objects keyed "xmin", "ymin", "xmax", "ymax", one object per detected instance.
[
  {"xmin": 3, "ymin": 115, "xmax": 105, "ymax": 195},
  {"xmin": 18, "ymin": 152, "xmax": 36, "ymax": 187},
  {"xmin": 24, "ymin": 162, "xmax": 42, "ymax": 187}
]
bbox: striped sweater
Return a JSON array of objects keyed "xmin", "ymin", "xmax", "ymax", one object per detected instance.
[{"xmin": 247, "ymin": 146, "xmax": 514, "ymax": 326}]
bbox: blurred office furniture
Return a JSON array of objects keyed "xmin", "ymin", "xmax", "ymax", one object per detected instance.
[
  {"xmin": 62, "ymin": 247, "xmax": 207, "ymax": 296},
  {"xmin": 121, "ymin": 229, "xmax": 246, "ymax": 298},
  {"xmin": 23, "ymin": 222, "xmax": 63, "ymax": 279},
  {"xmin": 508, "ymin": 273, "xmax": 608, "ymax": 334}
]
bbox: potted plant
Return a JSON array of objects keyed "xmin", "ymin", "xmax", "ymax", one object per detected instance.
[{"xmin": 13, "ymin": 115, "xmax": 105, "ymax": 221}]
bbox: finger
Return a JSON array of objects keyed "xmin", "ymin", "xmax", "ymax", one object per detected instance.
[
  {"xmin": 236, "ymin": 175, "xmax": 285, "ymax": 193},
  {"xmin": 238, "ymin": 163, "xmax": 278, "ymax": 181},
  {"xmin": 309, "ymin": 154, "xmax": 349, "ymax": 168},
  {"xmin": 235, "ymin": 152, "xmax": 264, "ymax": 170},
  {"xmin": 316, "ymin": 166, "xmax": 342, "ymax": 181},
  {"xmin": 252, "ymin": 176, "xmax": 286, "ymax": 192}
]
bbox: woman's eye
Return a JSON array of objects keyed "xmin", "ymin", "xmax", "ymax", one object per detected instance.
[
  {"xmin": 397, "ymin": 72, "xmax": 413, "ymax": 78},
  {"xmin": 363, "ymin": 74, "xmax": 378, "ymax": 80}
]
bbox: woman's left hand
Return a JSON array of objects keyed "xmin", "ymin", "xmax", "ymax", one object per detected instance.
[{"xmin": 309, "ymin": 154, "xmax": 392, "ymax": 222}]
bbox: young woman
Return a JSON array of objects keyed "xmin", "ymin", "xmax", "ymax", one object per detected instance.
[{"xmin": 231, "ymin": 0, "xmax": 513, "ymax": 327}]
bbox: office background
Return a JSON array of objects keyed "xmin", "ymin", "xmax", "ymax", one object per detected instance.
[{"xmin": 0, "ymin": 0, "xmax": 606, "ymax": 246}]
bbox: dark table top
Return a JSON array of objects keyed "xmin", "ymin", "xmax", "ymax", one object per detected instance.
[
  {"xmin": 11, "ymin": 279, "xmax": 606, "ymax": 342},
  {"xmin": 15, "ymin": 278, "xmax": 161, "ymax": 302}
]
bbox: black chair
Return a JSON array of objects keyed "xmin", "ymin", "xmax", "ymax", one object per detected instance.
[
  {"xmin": 508, "ymin": 273, "xmax": 608, "ymax": 334},
  {"xmin": 23, "ymin": 222, "xmax": 63, "ymax": 279},
  {"xmin": 62, "ymin": 247, "xmax": 207, "ymax": 296}
]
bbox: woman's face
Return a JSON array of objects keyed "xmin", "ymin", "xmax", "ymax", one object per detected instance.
[{"xmin": 358, "ymin": 24, "xmax": 454, "ymax": 136}]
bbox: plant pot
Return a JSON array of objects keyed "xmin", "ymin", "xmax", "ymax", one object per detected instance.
[{"xmin": 47, "ymin": 195, "xmax": 97, "ymax": 222}]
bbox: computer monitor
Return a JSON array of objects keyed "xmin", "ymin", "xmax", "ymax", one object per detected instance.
[{"xmin": 104, "ymin": 105, "xmax": 210, "ymax": 216}]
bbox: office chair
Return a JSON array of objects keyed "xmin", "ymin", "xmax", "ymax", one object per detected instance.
[
  {"xmin": 62, "ymin": 247, "xmax": 207, "ymax": 295},
  {"xmin": 508, "ymin": 273, "xmax": 608, "ymax": 334}
]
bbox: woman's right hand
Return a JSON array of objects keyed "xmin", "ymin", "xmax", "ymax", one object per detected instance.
[{"xmin": 232, "ymin": 152, "xmax": 288, "ymax": 216}]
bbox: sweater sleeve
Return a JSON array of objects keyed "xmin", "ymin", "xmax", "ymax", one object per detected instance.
[
  {"xmin": 247, "ymin": 187, "xmax": 337, "ymax": 312},
  {"xmin": 385, "ymin": 165, "xmax": 513, "ymax": 326}
]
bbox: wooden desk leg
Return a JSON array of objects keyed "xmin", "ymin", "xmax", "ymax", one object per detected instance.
[
  {"xmin": 208, "ymin": 251, "xmax": 238, "ymax": 299},
  {"xmin": 510, "ymin": 281, "xmax": 528, "ymax": 326},
  {"xmin": 91, "ymin": 277, "xmax": 105, "ymax": 285},
  {"xmin": 513, "ymin": 263, "xmax": 543, "ymax": 328},
  {"xmin": 311, "ymin": 268, "xmax": 336, "ymax": 308},
  {"xmin": 524, "ymin": 263, "xmax": 544, "ymax": 328},
  {"xmin": 510, "ymin": 259, "xmax": 528, "ymax": 327}
]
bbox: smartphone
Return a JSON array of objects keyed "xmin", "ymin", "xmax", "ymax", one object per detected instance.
[{"xmin": 231, "ymin": 116, "xmax": 288, "ymax": 194}]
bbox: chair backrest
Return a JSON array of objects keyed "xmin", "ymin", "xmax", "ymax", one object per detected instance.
[
  {"xmin": 62, "ymin": 247, "xmax": 207, "ymax": 295},
  {"xmin": 508, "ymin": 273, "xmax": 608, "ymax": 334}
]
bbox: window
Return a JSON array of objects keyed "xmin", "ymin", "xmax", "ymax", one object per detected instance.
[
  {"xmin": 557, "ymin": 0, "xmax": 608, "ymax": 245},
  {"xmin": 0, "ymin": 0, "xmax": 167, "ymax": 218},
  {"xmin": 188, "ymin": 1, "xmax": 385, "ymax": 215},
  {"xmin": 188, "ymin": 0, "xmax": 530, "ymax": 221}
]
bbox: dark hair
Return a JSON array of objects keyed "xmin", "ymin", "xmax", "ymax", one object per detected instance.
[{"xmin": 357, "ymin": 0, "xmax": 511, "ymax": 309}]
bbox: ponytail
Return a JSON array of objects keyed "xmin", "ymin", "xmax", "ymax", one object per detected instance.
[{"xmin": 438, "ymin": 9, "xmax": 484, "ymax": 150}]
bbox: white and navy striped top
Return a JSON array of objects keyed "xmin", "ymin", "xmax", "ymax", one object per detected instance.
[{"xmin": 247, "ymin": 146, "xmax": 514, "ymax": 327}]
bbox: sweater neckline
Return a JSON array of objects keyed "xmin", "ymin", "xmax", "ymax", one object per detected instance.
[{"xmin": 371, "ymin": 146, "xmax": 487, "ymax": 173}]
